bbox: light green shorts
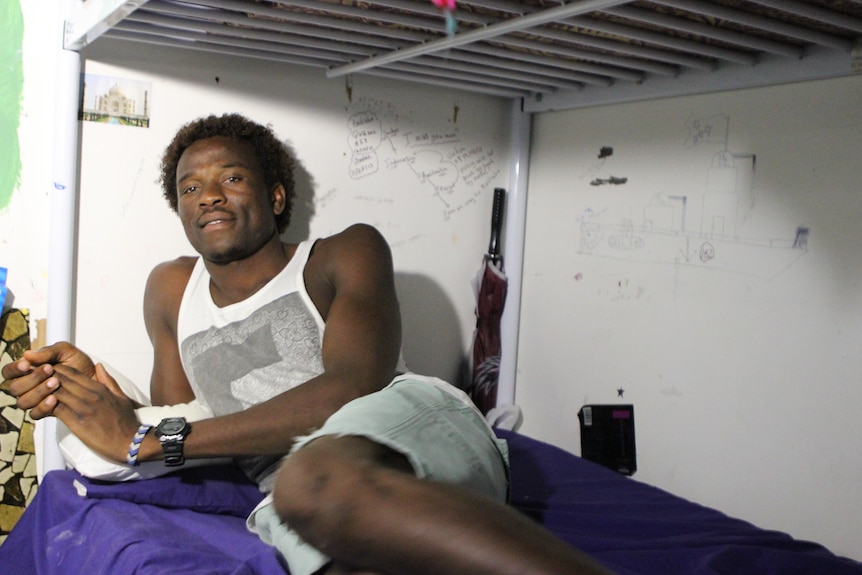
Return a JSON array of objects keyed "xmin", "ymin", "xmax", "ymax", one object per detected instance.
[{"xmin": 247, "ymin": 374, "xmax": 510, "ymax": 575}]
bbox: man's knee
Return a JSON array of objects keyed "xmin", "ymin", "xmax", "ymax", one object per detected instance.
[
  {"xmin": 272, "ymin": 435, "xmax": 412, "ymax": 547},
  {"xmin": 273, "ymin": 441, "xmax": 343, "ymax": 529}
]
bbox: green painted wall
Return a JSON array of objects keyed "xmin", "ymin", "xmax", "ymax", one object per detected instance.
[{"xmin": 0, "ymin": 0, "xmax": 24, "ymax": 211}]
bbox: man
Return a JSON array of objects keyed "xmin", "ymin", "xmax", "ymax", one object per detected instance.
[{"xmin": 3, "ymin": 114, "xmax": 611, "ymax": 575}]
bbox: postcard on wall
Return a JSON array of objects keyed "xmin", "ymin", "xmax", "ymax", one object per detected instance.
[{"xmin": 79, "ymin": 74, "xmax": 151, "ymax": 128}]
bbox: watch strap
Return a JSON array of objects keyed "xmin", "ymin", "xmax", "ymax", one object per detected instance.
[{"xmin": 160, "ymin": 439, "xmax": 185, "ymax": 467}]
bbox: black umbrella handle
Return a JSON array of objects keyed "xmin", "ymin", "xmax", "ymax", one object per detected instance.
[{"xmin": 488, "ymin": 187, "xmax": 506, "ymax": 261}]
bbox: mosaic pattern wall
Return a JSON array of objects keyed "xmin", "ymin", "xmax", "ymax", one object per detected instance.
[{"xmin": 0, "ymin": 308, "xmax": 36, "ymax": 545}]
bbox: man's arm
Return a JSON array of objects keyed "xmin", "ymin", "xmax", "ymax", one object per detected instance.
[
  {"xmin": 1, "ymin": 252, "xmax": 197, "ymax": 420},
  {"xmin": 143, "ymin": 257, "xmax": 198, "ymax": 406},
  {"xmin": 0, "ymin": 257, "xmax": 197, "ymax": 464},
  {"xmin": 7, "ymin": 224, "xmax": 402, "ymax": 466}
]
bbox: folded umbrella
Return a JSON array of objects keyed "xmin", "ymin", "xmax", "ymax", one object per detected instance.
[{"xmin": 470, "ymin": 188, "xmax": 507, "ymax": 415}]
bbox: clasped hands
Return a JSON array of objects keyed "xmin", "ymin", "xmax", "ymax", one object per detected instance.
[{"xmin": 1, "ymin": 342, "xmax": 141, "ymax": 464}]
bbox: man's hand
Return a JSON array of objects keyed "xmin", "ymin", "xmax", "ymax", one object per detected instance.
[
  {"xmin": 1, "ymin": 342, "xmax": 96, "ymax": 419},
  {"xmin": 47, "ymin": 362, "xmax": 141, "ymax": 464}
]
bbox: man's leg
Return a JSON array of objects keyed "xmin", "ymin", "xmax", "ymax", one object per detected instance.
[{"xmin": 273, "ymin": 434, "xmax": 613, "ymax": 575}]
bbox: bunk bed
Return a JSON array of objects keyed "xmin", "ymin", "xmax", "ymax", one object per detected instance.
[
  {"xmin": 65, "ymin": 0, "xmax": 862, "ymax": 112},
  {"xmin": 13, "ymin": 1, "xmax": 861, "ymax": 573}
]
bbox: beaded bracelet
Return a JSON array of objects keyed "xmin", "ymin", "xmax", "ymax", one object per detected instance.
[{"xmin": 126, "ymin": 423, "xmax": 153, "ymax": 467}]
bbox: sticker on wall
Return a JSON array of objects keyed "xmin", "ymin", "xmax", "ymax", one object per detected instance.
[
  {"xmin": 80, "ymin": 74, "xmax": 152, "ymax": 128},
  {"xmin": 0, "ymin": 0, "xmax": 24, "ymax": 211}
]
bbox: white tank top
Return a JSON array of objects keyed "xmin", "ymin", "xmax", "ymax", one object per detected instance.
[{"xmin": 176, "ymin": 240, "xmax": 325, "ymax": 418}]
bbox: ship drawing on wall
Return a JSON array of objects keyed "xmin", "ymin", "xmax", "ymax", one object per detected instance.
[{"xmin": 579, "ymin": 113, "xmax": 808, "ymax": 279}]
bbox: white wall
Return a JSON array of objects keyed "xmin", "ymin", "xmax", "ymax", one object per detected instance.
[
  {"xmin": 73, "ymin": 40, "xmax": 512, "ymax": 394},
  {"xmin": 517, "ymin": 74, "xmax": 862, "ymax": 561}
]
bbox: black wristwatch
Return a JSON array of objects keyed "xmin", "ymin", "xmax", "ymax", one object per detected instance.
[{"xmin": 154, "ymin": 417, "xmax": 192, "ymax": 467}]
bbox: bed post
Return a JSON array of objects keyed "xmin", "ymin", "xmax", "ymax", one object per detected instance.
[
  {"xmin": 37, "ymin": 0, "xmax": 83, "ymax": 479},
  {"xmin": 497, "ymin": 98, "xmax": 532, "ymax": 412}
]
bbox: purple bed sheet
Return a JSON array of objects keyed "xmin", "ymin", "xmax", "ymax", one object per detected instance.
[{"xmin": 2, "ymin": 430, "xmax": 859, "ymax": 575}]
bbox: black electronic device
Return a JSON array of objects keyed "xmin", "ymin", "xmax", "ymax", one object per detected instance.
[{"xmin": 577, "ymin": 404, "xmax": 636, "ymax": 476}]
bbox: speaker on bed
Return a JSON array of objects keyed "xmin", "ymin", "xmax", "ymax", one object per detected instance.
[{"xmin": 578, "ymin": 404, "xmax": 636, "ymax": 476}]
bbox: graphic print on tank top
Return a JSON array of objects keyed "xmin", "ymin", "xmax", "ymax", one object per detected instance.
[{"xmin": 180, "ymin": 290, "xmax": 324, "ymax": 417}]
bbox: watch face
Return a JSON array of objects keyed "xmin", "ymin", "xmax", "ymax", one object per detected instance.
[{"xmin": 159, "ymin": 419, "xmax": 186, "ymax": 434}]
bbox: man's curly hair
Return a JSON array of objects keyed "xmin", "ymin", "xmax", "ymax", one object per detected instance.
[{"xmin": 159, "ymin": 113, "xmax": 296, "ymax": 234}]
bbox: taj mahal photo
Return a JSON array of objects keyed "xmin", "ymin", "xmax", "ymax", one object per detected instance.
[{"xmin": 80, "ymin": 74, "xmax": 151, "ymax": 127}]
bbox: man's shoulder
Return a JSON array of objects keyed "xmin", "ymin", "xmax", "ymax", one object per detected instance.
[
  {"xmin": 303, "ymin": 224, "xmax": 392, "ymax": 294},
  {"xmin": 145, "ymin": 256, "xmax": 199, "ymax": 294},
  {"xmin": 152, "ymin": 255, "xmax": 199, "ymax": 275},
  {"xmin": 315, "ymin": 223, "xmax": 388, "ymax": 255}
]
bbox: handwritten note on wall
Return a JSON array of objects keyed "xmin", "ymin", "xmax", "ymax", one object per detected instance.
[{"xmin": 346, "ymin": 98, "xmax": 501, "ymax": 223}]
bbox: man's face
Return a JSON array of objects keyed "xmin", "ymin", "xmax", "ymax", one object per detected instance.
[{"xmin": 176, "ymin": 136, "xmax": 283, "ymax": 263}]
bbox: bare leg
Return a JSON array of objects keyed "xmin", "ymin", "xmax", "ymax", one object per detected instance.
[{"xmin": 273, "ymin": 435, "xmax": 613, "ymax": 575}]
